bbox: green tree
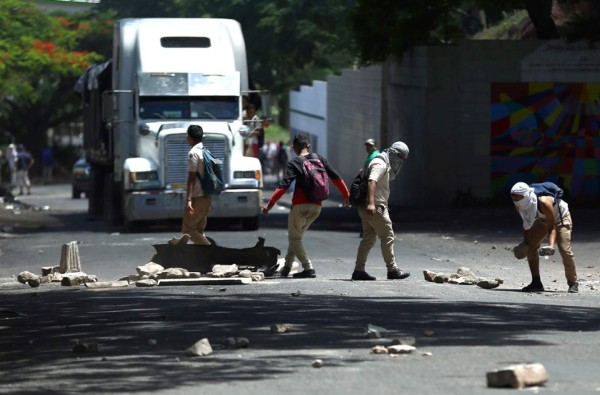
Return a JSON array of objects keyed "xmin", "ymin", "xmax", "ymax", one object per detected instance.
[
  {"xmin": 349, "ymin": 0, "xmax": 600, "ymax": 65},
  {"xmin": 0, "ymin": 0, "xmax": 104, "ymax": 159}
]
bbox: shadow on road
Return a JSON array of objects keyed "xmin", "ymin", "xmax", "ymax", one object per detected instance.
[{"xmin": 0, "ymin": 288, "xmax": 598, "ymax": 393}]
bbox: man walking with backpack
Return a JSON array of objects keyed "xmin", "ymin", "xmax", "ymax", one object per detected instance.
[
  {"xmin": 510, "ymin": 182, "xmax": 578, "ymax": 293},
  {"xmin": 262, "ymin": 133, "xmax": 350, "ymax": 278},
  {"xmin": 170, "ymin": 125, "xmax": 212, "ymax": 245},
  {"xmin": 351, "ymin": 141, "xmax": 411, "ymax": 281}
]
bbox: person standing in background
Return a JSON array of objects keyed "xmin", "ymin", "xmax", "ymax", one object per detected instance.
[
  {"xmin": 15, "ymin": 144, "xmax": 34, "ymax": 195},
  {"xmin": 41, "ymin": 145, "xmax": 54, "ymax": 184}
]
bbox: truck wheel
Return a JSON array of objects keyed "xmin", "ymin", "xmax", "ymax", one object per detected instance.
[{"xmin": 241, "ymin": 216, "xmax": 259, "ymax": 231}]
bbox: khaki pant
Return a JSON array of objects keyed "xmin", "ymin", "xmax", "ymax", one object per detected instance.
[
  {"xmin": 284, "ymin": 204, "xmax": 321, "ymax": 270},
  {"xmin": 354, "ymin": 206, "xmax": 398, "ymax": 272},
  {"xmin": 182, "ymin": 196, "xmax": 212, "ymax": 244},
  {"xmin": 526, "ymin": 212, "xmax": 577, "ymax": 285}
]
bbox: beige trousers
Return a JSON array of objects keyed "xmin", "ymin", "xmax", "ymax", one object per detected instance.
[
  {"xmin": 284, "ymin": 204, "xmax": 321, "ymax": 270},
  {"xmin": 354, "ymin": 206, "xmax": 398, "ymax": 272},
  {"xmin": 526, "ymin": 212, "xmax": 577, "ymax": 285},
  {"xmin": 182, "ymin": 196, "xmax": 212, "ymax": 244}
]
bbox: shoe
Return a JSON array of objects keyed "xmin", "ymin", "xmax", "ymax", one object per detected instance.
[
  {"xmin": 522, "ymin": 282, "xmax": 544, "ymax": 292},
  {"xmin": 568, "ymin": 282, "xmax": 579, "ymax": 293},
  {"xmin": 280, "ymin": 266, "xmax": 291, "ymax": 278},
  {"xmin": 351, "ymin": 270, "xmax": 376, "ymax": 281},
  {"xmin": 293, "ymin": 269, "xmax": 316, "ymax": 278},
  {"xmin": 387, "ymin": 269, "xmax": 410, "ymax": 280}
]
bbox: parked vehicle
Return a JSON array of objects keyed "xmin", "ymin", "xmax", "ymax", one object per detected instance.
[
  {"xmin": 75, "ymin": 18, "xmax": 269, "ymax": 230},
  {"xmin": 71, "ymin": 157, "xmax": 90, "ymax": 199}
]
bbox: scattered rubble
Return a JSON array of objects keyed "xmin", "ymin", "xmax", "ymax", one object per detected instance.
[
  {"xmin": 486, "ymin": 363, "xmax": 549, "ymax": 388},
  {"xmin": 423, "ymin": 267, "xmax": 503, "ymax": 289},
  {"xmin": 271, "ymin": 323, "xmax": 294, "ymax": 333},
  {"xmin": 312, "ymin": 359, "xmax": 324, "ymax": 368},
  {"xmin": 365, "ymin": 324, "xmax": 390, "ymax": 339}
]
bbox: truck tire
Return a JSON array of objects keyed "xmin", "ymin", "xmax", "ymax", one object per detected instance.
[{"xmin": 241, "ymin": 216, "xmax": 259, "ymax": 231}]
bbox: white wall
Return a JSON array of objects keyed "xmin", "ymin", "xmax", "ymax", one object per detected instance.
[{"xmin": 289, "ymin": 81, "xmax": 328, "ymax": 155}]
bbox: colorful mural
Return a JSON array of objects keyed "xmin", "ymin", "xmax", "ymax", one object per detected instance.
[{"xmin": 490, "ymin": 82, "xmax": 600, "ymax": 202}]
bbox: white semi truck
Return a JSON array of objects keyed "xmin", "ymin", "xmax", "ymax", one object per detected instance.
[{"xmin": 77, "ymin": 18, "xmax": 268, "ymax": 230}]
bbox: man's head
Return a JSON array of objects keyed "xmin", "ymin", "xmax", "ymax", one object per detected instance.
[
  {"xmin": 365, "ymin": 138, "xmax": 377, "ymax": 154},
  {"xmin": 383, "ymin": 141, "xmax": 409, "ymax": 180},
  {"xmin": 510, "ymin": 182, "xmax": 537, "ymax": 230},
  {"xmin": 510, "ymin": 182, "xmax": 531, "ymax": 203},
  {"xmin": 187, "ymin": 125, "xmax": 204, "ymax": 144},
  {"xmin": 292, "ymin": 133, "xmax": 310, "ymax": 155}
]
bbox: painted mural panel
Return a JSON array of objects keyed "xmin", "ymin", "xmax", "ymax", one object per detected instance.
[{"xmin": 490, "ymin": 82, "xmax": 600, "ymax": 202}]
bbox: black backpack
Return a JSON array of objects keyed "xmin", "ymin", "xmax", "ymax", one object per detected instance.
[
  {"xmin": 349, "ymin": 167, "xmax": 369, "ymax": 206},
  {"xmin": 531, "ymin": 182, "xmax": 564, "ymax": 224}
]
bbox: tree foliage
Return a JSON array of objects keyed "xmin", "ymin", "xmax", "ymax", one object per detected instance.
[{"xmin": 0, "ymin": 0, "xmax": 106, "ymax": 154}]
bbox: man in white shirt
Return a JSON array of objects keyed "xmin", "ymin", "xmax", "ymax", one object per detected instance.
[
  {"xmin": 351, "ymin": 141, "xmax": 411, "ymax": 281},
  {"xmin": 170, "ymin": 125, "xmax": 212, "ymax": 245}
]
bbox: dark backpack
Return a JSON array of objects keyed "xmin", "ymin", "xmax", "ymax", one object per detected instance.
[
  {"xmin": 531, "ymin": 182, "xmax": 564, "ymax": 224},
  {"xmin": 299, "ymin": 153, "xmax": 329, "ymax": 202},
  {"xmin": 349, "ymin": 167, "xmax": 369, "ymax": 206},
  {"xmin": 196, "ymin": 147, "xmax": 225, "ymax": 195}
]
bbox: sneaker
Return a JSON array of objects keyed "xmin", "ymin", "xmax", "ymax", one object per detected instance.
[
  {"xmin": 280, "ymin": 266, "xmax": 291, "ymax": 278},
  {"xmin": 293, "ymin": 269, "xmax": 316, "ymax": 278},
  {"xmin": 568, "ymin": 282, "xmax": 579, "ymax": 293},
  {"xmin": 387, "ymin": 269, "xmax": 410, "ymax": 280},
  {"xmin": 351, "ymin": 270, "xmax": 376, "ymax": 281},
  {"xmin": 522, "ymin": 282, "xmax": 544, "ymax": 292}
]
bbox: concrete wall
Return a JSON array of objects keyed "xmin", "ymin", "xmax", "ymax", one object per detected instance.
[
  {"xmin": 289, "ymin": 40, "xmax": 600, "ymax": 207},
  {"xmin": 289, "ymin": 81, "xmax": 328, "ymax": 154}
]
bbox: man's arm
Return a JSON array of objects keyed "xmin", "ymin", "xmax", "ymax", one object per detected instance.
[
  {"xmin": 539, "ymin": 196, "xmax": 556, "ymax": 248},
  {"xmin": 366, "ymin": 179, "xmax": 377, "ymax": 215},
  {"xmin": 185, "ymin": 171, "xmax": 196, "ymax": 214}
]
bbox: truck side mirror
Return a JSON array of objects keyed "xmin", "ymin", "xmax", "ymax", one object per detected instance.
[{"xmin": 259, "ymin": 90, "xmax": 272, "ymax": 121}]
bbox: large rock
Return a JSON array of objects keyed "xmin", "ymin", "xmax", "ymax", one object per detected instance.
[
  {"xmin": 17, "ymin": 271, "xmax": 38, "ymax": 284},
  {"xmin": 487, "ymin": 363, "xmax": 549, "ymax": 388},
  {"xmin": 136, "ymin": 262, "xmax": 164, "ymax": 276},
  {"xmin": 59, "ymin": 241, "xmax": 82, "ymax": 273},
  {"xmin": 423, "ymin": 270, "xmax": 437, "ymax": 282},
  {"xmin": 477, "ymin": 278, "xmax": 501, "ymax": 289},
  {"xmin": 185, "ymin": 338, "xmax": 213, "ymax": 357}
]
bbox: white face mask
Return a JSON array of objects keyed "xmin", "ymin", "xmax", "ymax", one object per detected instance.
[{"xmin": 514, "ymin": 192, "xmax": 537, "ymax": 230}]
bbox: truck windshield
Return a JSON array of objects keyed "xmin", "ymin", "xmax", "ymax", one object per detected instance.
[{"xmin": 139, "ymin": 96, "xmax": 239, "ymax": 120}]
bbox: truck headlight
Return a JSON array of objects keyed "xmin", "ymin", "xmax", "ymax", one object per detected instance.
[
  {"xmin": 129, "ymin": 171, "xmax": 159, "ymax": 183},
  {"xmin": 234, "ymin": 170, "xmax": 261, "ymax": 180}
]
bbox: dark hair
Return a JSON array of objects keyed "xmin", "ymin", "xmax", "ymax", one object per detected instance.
[
  {"xmin": 187, "ymin": 125, "xmax": 204, "ymax": 142},
  {"xmin": 293, "ymin": 133, "xmax": 309, "ymax": 149}
]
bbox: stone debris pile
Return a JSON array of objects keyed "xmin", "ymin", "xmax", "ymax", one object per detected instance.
[{"xmin": 423, "ymin": 267, "xmax": 503, "ymax": 289}]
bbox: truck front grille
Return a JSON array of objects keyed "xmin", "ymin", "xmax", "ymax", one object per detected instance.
[{"xmin": 165, "ymin": 135, "xmax": 229, "ymax": 187}]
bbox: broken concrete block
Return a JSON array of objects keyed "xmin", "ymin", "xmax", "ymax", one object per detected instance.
[
  {"xmin": 238, "ymin": 269, "xmax": 253, "ymax": 278},
  {"xmin": 85, "ymin": 281, "xmax": 130, "ymax": 289},
  {"xmin": 39, "ymin": 274, "xmax": 53, "ymax": 284},
  {"xmin": 371, "ymin": 345, "xmax": 388, "ymax": 354},
  {"xmin": 251, "ymin": 272, "xmax": 265, "ymax": 282},
  {"xmin": 211, "ymin": 264, "xmax": 238, "ymax": 277},
  {"xmin": 59, "ymin": 241, "xmax": 82, "ymax": 273},
  {"xmin": 188, "ymin": 272, "xmax": 202, "ymax": 278},
  {"xmin": 136, "ymin": 262, "xmax": 164, "ymax": 276},
  {"xmin": 477, "ymin": 279, "xmax": 501, "ymax": 289},
  {"xmin": 513, "ymin": 242, "xmax": 528, "ymax": 260},
  {"xmin": 51, "ymin": 272, "xmax": 63, "ymax": 282},
  {"xmin": 271, "ymin": 323, "xmax": 293, "ymax": 333},
  {"xmin": 185, "ymin": 338, "xmax": 212, "ymax": 357},
  {"xmin": 456, "ymin": 267, "xmax": 479, "ymax": 283},
  {"xmin": 136, "ymin": 279, "xmax": 158, "ymax": 287},
  {"xmin": 157, "ymin": 268, "xmax": 189, "ymax": 279},
  {"xmin": 17, "ymin": 271, "xmax": 38, "ymax": 284},
  {"xmin": 387, "ymin": 345, "xmax": 416, "ymax": 354},
  {"xmin": 158, "ymin": 277, "xmax": 251, "ymax": 286},
  {"xmin": 61, "ymin": 273, "xmax": 98, "ymax": 286},
  {"xmin": 423, "ymin": 270, "xmax": 437, "ymax": 282},
  {"xmin": 27, "ymin": 278, "xmax": 41, "ymax": 288},
  {"xmin": 486, "ymin": 363, "xmax": 549, "ymax": 388},
  {"xmin": 434, "ymin": 273, "xmax": 449, "ymax": 283}
]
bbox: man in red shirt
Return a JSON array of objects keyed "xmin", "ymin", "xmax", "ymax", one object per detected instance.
[{"xmin": 262, "ymin": 133, "xmax": 350, "ymax": 278}]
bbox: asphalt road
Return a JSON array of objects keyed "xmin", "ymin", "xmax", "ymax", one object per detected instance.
[{"xmin": 0, "ymin": 182, "xmax": 599, "ymax": 394}]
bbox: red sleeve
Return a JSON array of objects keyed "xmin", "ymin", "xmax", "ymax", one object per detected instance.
[
  {"xmin": 332, "ymin": 179, "xmax": 350, "ymax": 199},
  {"xmin": 267, "ymin": 188, "xmax": 287, "ymax": 208}
]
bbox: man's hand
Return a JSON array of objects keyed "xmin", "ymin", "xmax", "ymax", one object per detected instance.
[
  {"xmin": 342, "ymin": 197, "xmax": 350, "ymax": 208},
  {"xmin": 366, "ymin": 203, "xmax": 376, "ymax": 215},
  {"xmin": 185, "ymin": 201, "xmax": 194, "ymax": 215}
]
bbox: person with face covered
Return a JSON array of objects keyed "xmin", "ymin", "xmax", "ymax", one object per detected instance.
[
  {"xmin": 510, "ymin": 182, "xmax": 578, "ymax": 293},
  {"xmin": 351, "ymin": 141, "xmax": 411, "ymax": 281}
]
